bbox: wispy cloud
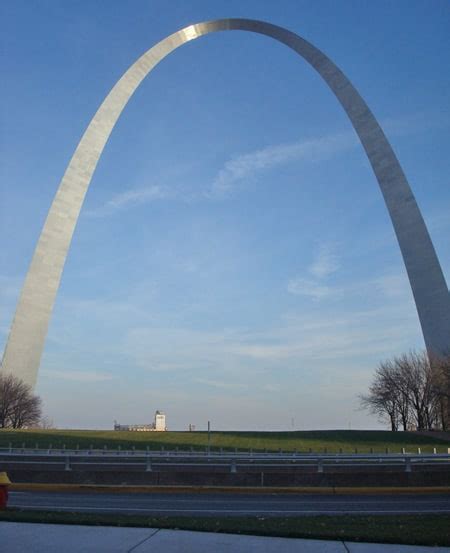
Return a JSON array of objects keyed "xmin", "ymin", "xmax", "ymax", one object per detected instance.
[
  {"xmin": 120, "ymin": 272, "xmax": 418, "ymax": 371},
  {"xmin": 212, "ymin": 106, "xmax": 446, "ymax": 198},
  {"xmin": 41, "ymin": 369, "xmax": 115, "ymax": 382},
  {"xmin": 287, "ymin": 277, "xmax": 335, "ymax": 300},
  {"xmin": 372, "ymin": 273, "xmax": 409, "ymax": 299},
  {"xmin": 81, "ymin": 110, "xmax": 445, "ymax": 218},
  {"xmin": 86, "ymin": 130, "xmax": 357, "ymax": 217},
  {"xmin": 381, "ymin": 110, "xmax": 450, "ymax": 138},
  {"xmin": 210, "ymin": 131, "xmax": 356, "ymax": 197},
  {"xmin": 287, "ymin": 243, "xmax": 341, "ymax": 300},
  {"xmin": 308, "ymin": 244, "xmax": 340, "ymax": 278},
  {"xmin": 288, "ymin": 264, "xmax": 412, "ymax": 304},
  {"xmin": 84, "ymin": 185, "xmax": 170, "ymax": 217},
  {"xmin": 194, "ymin": 378, "xmax": 246, "ymax": 390},
  {"xmin": 228, "ymin": 302, "xmax": 419, "ymax": 363}
]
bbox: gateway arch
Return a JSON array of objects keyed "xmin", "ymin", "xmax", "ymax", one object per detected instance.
[{"xmin": 2, "ymin": 19, "xmax": 450, "ymax": 389}]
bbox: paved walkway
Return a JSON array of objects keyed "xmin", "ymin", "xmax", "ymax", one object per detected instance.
[{"xmin": 1, "ymin": 522, "xmax": 449, "ymax": 552}]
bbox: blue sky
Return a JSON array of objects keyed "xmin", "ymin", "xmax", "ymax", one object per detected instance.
[{"xmin": 1, "ymin": 0, "xmax": 449, "ymax": 430}]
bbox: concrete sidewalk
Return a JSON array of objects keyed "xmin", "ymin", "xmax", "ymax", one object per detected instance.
[{"xmin": 1, "ymin": 523, "xmax": 449, "ymax": 552}]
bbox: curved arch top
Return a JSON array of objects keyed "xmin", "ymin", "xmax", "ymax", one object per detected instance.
[{"xmin": 2, "ymin": 19, "xmax": 449, "ymax": 388}]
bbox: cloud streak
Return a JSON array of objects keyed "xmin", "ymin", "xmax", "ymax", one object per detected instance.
[
  {"xmin": 287, "ymin": 277, "xmax": 335, "ymax": 300},
  {"xmin": 210, "ymin": 131, "xmax": 356, "ymax": 197},
  {"xmin": 287, "ymin": 243, "xmax": 341, "ymax": 299},
  {"xmin": 82, "ymin": 110, "xmax": 444, "ymax": 217},
  {"xmin": 85, "ymin": 130, "xmax": 358, "ymax": 217},
  {"xmin": 194, "ymin": 378, "xmax": 247, "ymax": 390},
  {"xmin": 84, "ymin": 185, "xmax": 170, "ymax": 217},
  {"xmin": 41, "ymin": 369, "xmax": 115, "ymax": 382},
  {"xmin": 308, "ymin": 244, "xmax": 340, "ymax": 278}
]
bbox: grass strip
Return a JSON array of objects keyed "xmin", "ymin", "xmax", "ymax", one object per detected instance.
[
  {"xmin": 0, "ymin": 509, "xmax": 449, "ymax": 546},
  {"xmin": 1, "ymin": 429, "xmax": 448, "ymax": 454}
]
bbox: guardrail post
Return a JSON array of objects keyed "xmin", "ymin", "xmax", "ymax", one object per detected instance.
[
  {"xmin": 433, "ymin": 447, "xmax": 437, "ymax": 454},
  {"xmin": 417, "ymin": 447, "xmax": 421, "ymax": 455},
  {"xmin": 402, "ymin": 448, "xmax": 406, "ymax": 454},
  {"xmin": 317, "ymin": 458, "xmax": 324, "ymax": 473},
  {"xmin": 370, "ymin": 447, "xmax": 373, "ymax": 454},
  {"xmin": 405, "ymin": 457, "xmax": 412, "ymax": 473},
  {"xmin": 146, "ymin": 456, "xmax": 152, "ymax": 472},
  {"xmin": 65, "ymin": 456, "xmax": 71, "ymax": 471},
  {"xmin": 230, "ymin": 459, "xmax": 237, "ymax": 473}
]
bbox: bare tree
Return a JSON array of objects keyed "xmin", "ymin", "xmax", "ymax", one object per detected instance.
[
  {"xmin": 394, "ymin": 351, "xmax": 443, "ymax": 430},
  {"xmin": 430, "ymin": 355, "xmax": 450, "ymax": 431},
  {"xmin": 0, "ymin": 373, "xmax": 42, "ymax": 428},
  {"xmin": 361, "ymin": 351, "xmax": 450, "ymax": 431},
  {"xmin": 360, "ymin": 360, "xmax": 400, "ymax": 431}
]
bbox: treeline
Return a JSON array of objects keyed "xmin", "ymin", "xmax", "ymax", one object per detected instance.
[{"xmin": 360, "ymin": 351, "xmax": 450, "ymax": 431}]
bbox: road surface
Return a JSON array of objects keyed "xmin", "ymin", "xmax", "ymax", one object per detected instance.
[{"xmin": 9, "ymin": 490, "xmax": 450, "ymax": 516}]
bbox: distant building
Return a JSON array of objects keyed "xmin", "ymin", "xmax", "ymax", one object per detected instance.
[
  {"xmin": 154, "ymin": 410, "xmax": 166, "ymax": 431},
  {"xmin": 114, "ymin": 410, "xmax": 167, "ymax": 432},
  {"xmin": 113, "ymin": 423, "xmax": 153, "ymax": 432}
]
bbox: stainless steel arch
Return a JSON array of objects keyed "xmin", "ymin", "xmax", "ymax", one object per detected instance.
[{"xmin": 2, "ymin": 19, "xmax": 449, "ymax": 388}]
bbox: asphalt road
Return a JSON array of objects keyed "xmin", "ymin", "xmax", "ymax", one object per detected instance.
[{"xmin": 9, "ymin": 491, "xmax": 450, "ymax": 516}]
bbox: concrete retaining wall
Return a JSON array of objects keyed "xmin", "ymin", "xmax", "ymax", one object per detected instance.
[{"xmin": 4, "ymin": 466, "xmax": 450, "ymax": 487}]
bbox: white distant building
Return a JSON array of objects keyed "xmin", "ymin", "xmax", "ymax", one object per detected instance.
[
  {"xmin": 154, "ymin": 410, "xmax": 166, "ymax": 431},
  {"xmin": 114, "ymin": 410, "xmax": 167, "ymax": 432},
  {"xmin": 113, "ymin": 423, "xmax": 153, "ymax": 432}
]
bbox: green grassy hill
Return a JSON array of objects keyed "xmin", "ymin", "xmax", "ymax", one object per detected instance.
[{"xmin": 0, "ymin": 429, "xmax": 448, "ymax": 453}]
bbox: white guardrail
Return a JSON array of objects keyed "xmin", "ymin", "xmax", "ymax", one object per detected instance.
[{"xmin": 0, "ymin": 447, "xmax": 449, "ymax": 473}]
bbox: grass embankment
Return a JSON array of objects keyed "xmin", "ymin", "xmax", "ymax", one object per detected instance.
[
  {"xmin": 0, "ymin": 429, "xmax": 448, "ymax": 453},
  {"xmin": 0, "ymin": 510, "xmax": 449, "ymax": 546}
]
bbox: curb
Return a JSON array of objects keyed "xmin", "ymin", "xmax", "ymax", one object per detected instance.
[{"xmin": 10, "ymin": 483, "xmax": 450, "ymax": 495}]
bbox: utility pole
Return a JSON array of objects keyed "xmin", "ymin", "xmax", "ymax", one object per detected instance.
[{"xmin": 207, "ymin": 420, "xmax": 211, "ymax": 454}]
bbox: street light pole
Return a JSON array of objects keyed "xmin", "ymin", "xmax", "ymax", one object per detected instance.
[{"xmin": 207, "ymin": 420, "xmax": 211, "ymax": 455}]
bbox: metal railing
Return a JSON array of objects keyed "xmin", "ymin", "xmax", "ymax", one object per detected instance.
[{"xmin": 1, "ymin": 447, "xmax": 449, "ymax": 474}]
